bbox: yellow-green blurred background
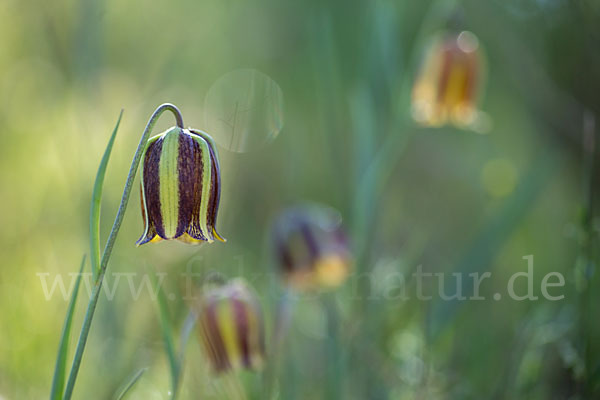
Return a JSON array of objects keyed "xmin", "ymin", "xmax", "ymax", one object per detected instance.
[{"xmin": 1, "ymin": 0, "xmax": 599, "ymax": 399}]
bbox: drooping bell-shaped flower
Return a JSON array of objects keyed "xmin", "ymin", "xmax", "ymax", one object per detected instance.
[
  {"xmin": 411, "ymin": 30, "xmax": 484, "ymax": 128},
  {"xmin": 137, "ymin": 127, "xmax": 225, "ymax": 245},
  {"xmin": 272, "ymin": 204, "xmax": 351, "ymax": 291},
  {"xmin": 197, "ymin": 279, "xmax": 265, "ymax": 373}
]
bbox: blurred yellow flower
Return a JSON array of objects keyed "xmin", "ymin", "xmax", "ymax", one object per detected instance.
[
  {"xmin": 272, "ymin": 204, "xmax": 352, "ymax": 291},
  {"xmin": 411, "ymin": 31, "xmax": 485, "ymax": 129},
  {"xmin": 197, "ymin": 279, "xmax": 265, "ymax": 373}
]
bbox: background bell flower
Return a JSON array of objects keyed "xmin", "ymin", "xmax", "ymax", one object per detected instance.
[
  {"xmin": 136, "ymin": 126, "xmax": 225, "ymax": 245},
  {"xmin": 197, "ymin": 279, "xmax": 266, "ymax": 374},
  {"xmin": 411, "ymin": 30, "xmax": 485, "ymax": 128},
  {"xmin": 272, "ymin": 204, "xmax": 352, "ymax": 291}
]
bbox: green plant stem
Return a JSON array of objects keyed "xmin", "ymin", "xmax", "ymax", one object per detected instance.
[
  {"xmin": 350, "ymin": 1, "xmax": 460, "ymax": 397},
  {"xmin": 352, "ymin": 0, "xmax": 460, "ymax": 264},
  {"xmin": 323, "ymin": 294, "xmax": 342, "ymax": 400},
  {"xmin": 153, "ymin": 272, "xmax": 180, "ymax": 399},
  {"xmin": 62, "ymin": 103, "xmax": 184, "ymax": 400},
  {"xmin": 115, "ymin": 368, "xmax": 147, "ymax": 400},
  {"xmin": 263, "ymin": 288, "xmax": 296, "ymax": 399}
]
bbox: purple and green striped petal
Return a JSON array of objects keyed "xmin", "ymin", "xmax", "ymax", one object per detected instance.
[
  {"xmin": 198, "ymin": 280, "xmax": 265, "ymax": 374},
  {"xmin": 136, "ymin": 127, "xmax": 226, "ymax": 246}
]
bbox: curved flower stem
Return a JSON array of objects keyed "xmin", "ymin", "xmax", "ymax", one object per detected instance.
[{"xmin": 63, "ymin": 103, "xmax": 184, "ymax": 400}]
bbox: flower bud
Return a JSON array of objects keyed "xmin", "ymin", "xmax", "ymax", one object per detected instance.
[
  {"xmin": 272, "ymin": 204, "xmax": 351, "ymax": 291},
  {"xmin": 411, "ymin": 31, "xmax": 484, "ymax": 128},
  {"xmin": 137, "ymin": 127, "xmax": 225, "ymax": 245},
  {"xmin": 198, "ymin": 279, "xmax": 265, "ymax": 373}
]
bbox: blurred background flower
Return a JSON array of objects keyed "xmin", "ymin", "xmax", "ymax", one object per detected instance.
[
  {"xmin": 411, "ymin": 30, "xmax": 485, "ymax": 130},
  {"xmin": 197, "ymin": 279, "xmax": 265, "ymax": 374},
  {"xmin": 0, "ymin": 0, "xmax": 598, "ymax": 398},
  {"xmin": 271, "ymin": 204, "xmax": 351, "ymax": 291}
]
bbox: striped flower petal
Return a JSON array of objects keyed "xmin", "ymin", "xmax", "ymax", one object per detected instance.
[
  {"xmin": 198, "ymin": 279, "xmax": 265, "ymax": 373},
  {"xmin": 136, "ymin": 127, "xmax": 225, "ymax": 245}
]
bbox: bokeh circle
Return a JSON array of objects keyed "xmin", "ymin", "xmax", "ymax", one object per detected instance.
[{"xmin": 204, "ymin": 69, "xmax": 284, "ymax": 153}]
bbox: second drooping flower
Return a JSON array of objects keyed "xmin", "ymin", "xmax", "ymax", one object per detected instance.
[
  {"xmin": 411, "ymin": 30, "xmax": 485, "ymax": 128},
  {"xmin": 137, "ymin": 127, "xmax": 225, "ymax": 245},
  {"xmin": 197, "ymin": 279, "xmax": 266, "ymax": 373},
  {"xmin": 272, "ymin": 204, "xmax": 352, "ymax": 291}
]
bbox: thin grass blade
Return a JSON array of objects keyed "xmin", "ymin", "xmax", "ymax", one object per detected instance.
[
  {"xmin": 49, "ymin": 255, "xmax": 86, "ymax": 400},
  {"xmin": 179, "ymin": 310, "xmax": 196, "ymax": 364},
  {"xmin": 151, "ymin": 273, "xmax": 180, "ymax": 398},
  {"xmin": 115, "ymin": 367, "xmax": 147, "ymax": 400},
  {"xmin": 90, "ymin": 110, "xmax": 123, "ymax": 278}
]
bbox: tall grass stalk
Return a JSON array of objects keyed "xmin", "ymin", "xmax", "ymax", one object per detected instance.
[
  {"xmin": 89, "ymin": 111, "xmax": 122, "ymax": 279},
  {"xmin": 61, "ymin": 104, "xmax": 184, "ymax": 399},
  {"xmin": 350, "ymin": 0, "xmax": 459, "ymax": 396},
  {"xmin": 49, "ymin": 256, "xmax": 86, "ymax": 400}
]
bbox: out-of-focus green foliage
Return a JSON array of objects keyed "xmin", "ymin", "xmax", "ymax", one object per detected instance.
[{"xmin": 0, "ymin": 0, "xmax": 598, "ymax": 399}]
